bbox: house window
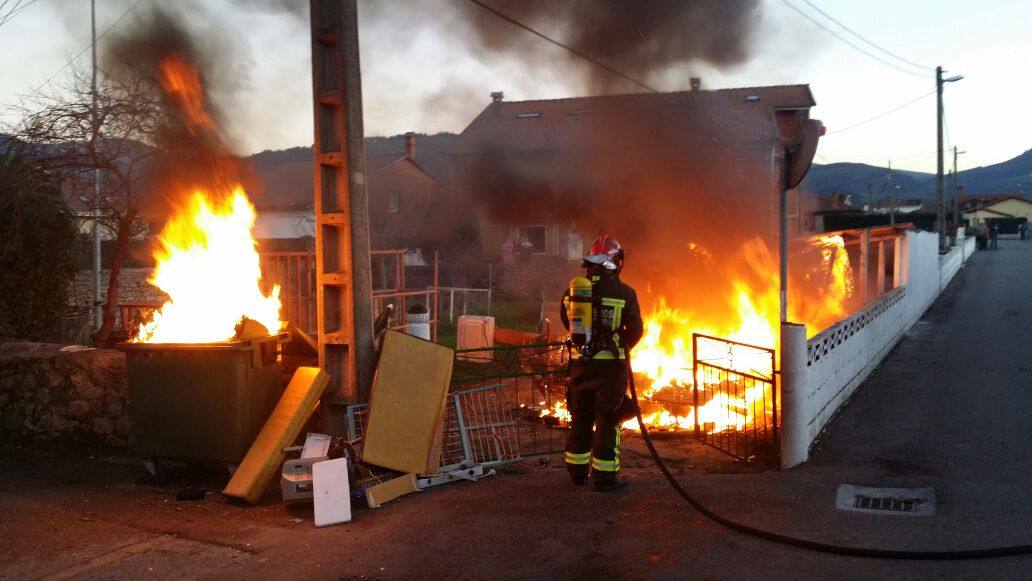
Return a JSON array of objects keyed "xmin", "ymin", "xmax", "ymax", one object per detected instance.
[
  {"xmin": 388, "ymin": 191, "xmax": 399, "ymax": 213},
  {"xmin": 516, "ymin": 225, "xmax": 547, "ymax": 255}
]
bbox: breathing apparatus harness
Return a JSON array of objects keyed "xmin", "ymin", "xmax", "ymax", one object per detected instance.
[{"xmin": 565, "ymin": 273, "xmax": 622, "ymax": 361}]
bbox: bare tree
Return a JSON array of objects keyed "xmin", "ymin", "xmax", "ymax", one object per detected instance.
[{"xmin": 10, "ymin": 63, "xmax": 163, "ymax": 345}]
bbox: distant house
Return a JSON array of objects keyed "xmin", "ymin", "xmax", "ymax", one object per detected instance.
[
  {"xmin": 366, "ymin": 133, "xmax": 441, "ymax": 252},
  {"xmin": 960, "ymin": 194, "xmax": 1032, "ymax": 230},
  {"xmin": 249, "ymin": 157, "xmax": 315, "ymax": 248},
  {"xmin": 448, "ymin": 83, "xmax": 818, "ymax": 263},
  {"xmin": 875, "ymin": 197, "xmax": 924, "ymax": 214},
  {"xmin": 249, "ymin": 134, "xmax": 450, "ymax": 254}
]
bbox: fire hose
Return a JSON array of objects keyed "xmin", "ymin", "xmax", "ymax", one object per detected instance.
[{"xmin": 624, "ymin": 360, "xmax": 1032, "ymax": 560}]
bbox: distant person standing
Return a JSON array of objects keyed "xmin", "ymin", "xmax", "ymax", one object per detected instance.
[
  {"xmin": 501, "ymin": 238, "xmax": 515, "ymax": 264},
  {"xmin": 990, "ymin": 222, "xmax": 1000, "ymax": 250},
  {"xmin": 517, "ymin": 237, "xmax": 534, "ymax": 262}
]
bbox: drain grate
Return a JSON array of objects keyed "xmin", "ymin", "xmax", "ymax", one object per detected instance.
[
  {"xmin": 836, "ymin": 485, "xmax": 936, "ymax": 516},
  {"xmin": 854, "ymin": 495, "xmax": 918, "ymax": 512}
]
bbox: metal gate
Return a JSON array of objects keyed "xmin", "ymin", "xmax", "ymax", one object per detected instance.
[{"xmin": 691, "ymin": 333, "xmax": 778, "ymax": 465}]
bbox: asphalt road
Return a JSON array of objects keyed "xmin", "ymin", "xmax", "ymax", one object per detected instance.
[{"xmin": 1, "ymin": 241, "xmax": 1029, "ymax": 580}]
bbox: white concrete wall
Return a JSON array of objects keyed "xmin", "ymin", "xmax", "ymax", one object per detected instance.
[
  {"xmin": 962, "ymin": 233, "xmax": 976, "ymax": 261},
  {"xmin": 780, "ymin": 230, "xmax": 972, "ymax": 467}
]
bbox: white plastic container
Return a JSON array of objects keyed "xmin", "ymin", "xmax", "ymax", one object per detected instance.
[
  {"xmin": 406, "ymin": 311, "xmax": 431, "ymax": 341},
  {"xmin": 456, "ymin": 315, "xmax": 495, "ymax": 362}
]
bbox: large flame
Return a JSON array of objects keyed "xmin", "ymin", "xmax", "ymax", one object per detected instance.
[
  {"xmin": 542, "ymin": 234, "xmax": 856, "ymax": 434},
  {"xmin": 135, "ymin": 190, "xmax": 283, "ymax": 343},
  {"xmin": 132, "ymin": 56, "xmax": 282, "ymax": 343}
]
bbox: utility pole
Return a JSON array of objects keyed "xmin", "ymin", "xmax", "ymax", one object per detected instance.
[
  {"xmin": 309, "ymin": 0, "xmax": 375, "ymax": 419},
  {"xmin": 91, "ymin": 0, "xmax": 102, "ymax": 331},
  {"xmin": 952, "ymin": 146, "xmax": 965, "ymax": 225},
  {"xmin": 886, "ymin": 160, "xmax": 895, "ymax": 226},
  {"xmin": 936, "ymin": 66, "xmax": 945, "ymax": 250},
  {"xmin": 779, "ymin": 151, "xmax": 788, "ymax": 323},
  {"xmin": 935, "ymin": 66, "xmax": 964, "ymax": 250}
]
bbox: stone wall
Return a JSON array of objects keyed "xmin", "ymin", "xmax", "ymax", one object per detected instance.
[
  {"xmin": 493, "ymin": 259, "xmax": 580, "ymax": 301},
  {"xmin": 0, "ymin": 343, "xmax": 130, "ymax": 447},
  {"xmin": 69, "ymin": 268, "xmax": 167, "ymax": 312}
]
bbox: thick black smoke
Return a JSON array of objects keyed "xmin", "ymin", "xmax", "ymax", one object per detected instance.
[
  {"xmin": 457, "ymin": 92, "xmax": 779, "ymax": 315},
  {"xmin": 102, "ymin": 5, "xmax": 258, "ymax": 205},
  {"xmin": 464, "ymin": 0, "xmax": 760, "ymax": 92}
]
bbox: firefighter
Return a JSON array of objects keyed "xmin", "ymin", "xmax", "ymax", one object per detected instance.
[{"xmin": 560, "ymin": 235, "xmax": 643, "ymax": 492}]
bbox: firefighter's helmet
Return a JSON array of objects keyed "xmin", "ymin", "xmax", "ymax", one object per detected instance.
[{"xmin": 584, "ymin": 234, "xmax": 624, "ymax": 271}]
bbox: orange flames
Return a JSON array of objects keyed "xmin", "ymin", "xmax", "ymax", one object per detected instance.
[
  {"xmin": 135, "ymin": 190, "xmax": 283, "ymax": 343},
  {"xmin": 132, "ymin": 58, "xmax": 282, "ymax": 343},
  {"xmin": 158, "ymin": 56, "xmax": 214, "ymax": 134},
  {"xmin": 542, "ymin": 234, "xmax": 855, "ymax": 433}
]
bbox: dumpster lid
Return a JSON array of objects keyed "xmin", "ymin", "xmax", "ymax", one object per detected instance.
[{"xmin": 117, "ymin": 332, "xmax": 290, "ymax": 352}]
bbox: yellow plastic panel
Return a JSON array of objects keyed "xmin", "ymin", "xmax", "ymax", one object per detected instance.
[{"xmin": 223, "ymin": 367, "xmax": 329, "ymax": 504}]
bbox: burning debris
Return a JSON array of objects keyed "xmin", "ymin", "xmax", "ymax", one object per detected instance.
[
  {"xmin": 134, "ymin": 188, "xmax": 283, "ymax": 343},
  {"xmin": 540, "ymin": 233, "xmax": 855, "ymax": 435}
]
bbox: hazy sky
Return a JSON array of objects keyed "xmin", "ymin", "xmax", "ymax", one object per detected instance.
[{"xmin": 1, "ymin": 0, "xmax": 1028, "ymax": 174}]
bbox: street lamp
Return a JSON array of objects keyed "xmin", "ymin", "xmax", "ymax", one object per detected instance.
[{"xmin": 937, "ymin": 67, "xmax": 963, "ymax": 250}]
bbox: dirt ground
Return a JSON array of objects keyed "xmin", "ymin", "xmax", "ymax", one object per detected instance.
[{"xmin": 1, "ymin": 432, "xmax": 1027, "ymax": 581}]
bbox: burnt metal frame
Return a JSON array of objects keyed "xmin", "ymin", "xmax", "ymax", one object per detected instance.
[
  {"xmin": 345, "ymin": 382, "xmax": 523, "ymax": 471},
  {"xmin": 692, "ymin": 333, "xmax": 779, "ymax": 465}
]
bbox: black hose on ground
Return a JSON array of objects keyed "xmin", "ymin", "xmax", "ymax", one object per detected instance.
[{"xmin": 624, "ymin": 361, "xmax": 1032, "ymax": 560}]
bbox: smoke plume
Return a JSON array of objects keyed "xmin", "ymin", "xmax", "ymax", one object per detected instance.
[
  {"xmin": 463, "ymin": 0, "xmax": 760, "ymax": 93},
  {"xmin": 102, "ymin": 5, "xmax": 258, "ymax": 206}
]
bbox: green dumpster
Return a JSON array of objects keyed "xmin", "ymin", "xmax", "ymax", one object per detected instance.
[{"xmin": 119, "ymin": 333, "xmax": 289, "ymax": 463}]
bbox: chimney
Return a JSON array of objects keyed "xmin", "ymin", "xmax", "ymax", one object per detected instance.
[
  {"xmin": 491, "ymin": 91, "xmax": 504, "ymax": 117},
  {"xmin": 404, "ymin": 131, "xmax": 415, "ymax": 160},
  {"xmin": 690, "ymin": 77, "xmax": 701, "ymax": 91}
]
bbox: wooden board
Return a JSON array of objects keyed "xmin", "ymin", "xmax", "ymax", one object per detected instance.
[
  {"xmin": 223, "ymin": 367, "xmax": 329, "ymax": 504},
  {"xmin": 361, "ymin": 331, "xmax": 453, "ymax": 474},
  {"xmin": 365, "ymin": 473, "xmax": 419, "ymax": 509},
  {"xmin": 313, "ymin": 458, "xmax": 352, "ymax": 527}
]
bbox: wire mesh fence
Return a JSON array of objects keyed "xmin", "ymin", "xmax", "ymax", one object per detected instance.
[{"xmin": 452, "ymin": 342, "xmax": 569, "ymax": 458}]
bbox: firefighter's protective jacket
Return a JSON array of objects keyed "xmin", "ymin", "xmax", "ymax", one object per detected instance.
[{"xmin": 560, "ymin": 273, "xmax": 644, "ymax": 360}]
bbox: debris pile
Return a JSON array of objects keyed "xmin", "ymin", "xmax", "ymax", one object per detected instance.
[{"xmin": 220, "ymin": 330, "xmax": 521, "ymax": 527}]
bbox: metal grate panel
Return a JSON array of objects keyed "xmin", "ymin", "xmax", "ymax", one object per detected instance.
[
  {"xmin": 345, "ymin": 383, "xmax": 521, "ymax": 471},
  {"xmin": 855, "ymin": 495, "xmax": 918, "ymax": 512},
  {"xmin": 835, "ymin": 484, "xmax": 936, "ymax": 516}
]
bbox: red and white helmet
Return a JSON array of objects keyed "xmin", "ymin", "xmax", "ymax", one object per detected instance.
[{"xmin": 584, "ymin": 234, "xmax": 624, "ymax": 271}]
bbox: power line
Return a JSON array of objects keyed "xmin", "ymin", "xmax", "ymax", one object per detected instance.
[
  {"xmin": 0, "ymin": 0, "xmax": 39, "ymax": 29},
  {"xmin": 824, "ymin": 90, "xmax": 936, "ymax": 135},
  {"xmin": 800, "ymin": 0, "xmax": 931, "ymax": 71},
  {"xmin": 3, "ymin": 0, "xmax": 145, "ymax": 115},
  {"xmin": 463, "ymin": 0, "xmax": 659, "ymax": 93},
  {"xmin": 779, "ymin": 0, "xmax": 930, "ymax": 78}
]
